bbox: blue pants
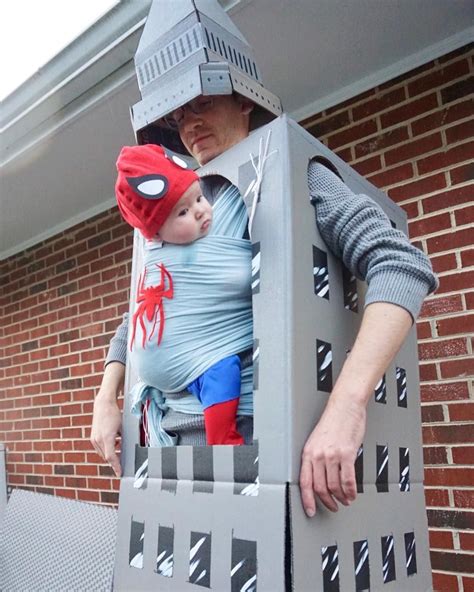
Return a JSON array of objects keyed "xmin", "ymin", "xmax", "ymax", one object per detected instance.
[{"xmin": 187, "ymin": 355, "xmax": 241, "ymax": 410}]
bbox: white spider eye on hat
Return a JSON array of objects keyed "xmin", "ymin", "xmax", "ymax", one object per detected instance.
[{"xmin": 130, "ymin": 0, "xmax": 282, "ymax": 156}]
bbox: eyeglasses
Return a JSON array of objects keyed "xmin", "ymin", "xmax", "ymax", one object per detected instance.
[{"xmin": 162, "ymin": 96, "xmax": 215, "ymax": 130}]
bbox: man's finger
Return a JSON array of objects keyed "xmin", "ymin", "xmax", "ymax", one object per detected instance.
[
  {"xmin": 300, "ymin": 459, "xmax": 316, "ymax": 517},
  {"xmin": 340, "ymin": 458, "xmax": 357, "ymax": 502},
  {"xmin": 313, "ymin": 460, "xmax": 338, "ymax": 512},
  {"xmin": 90, "ymin": 435, "xmax": 105, "ymax": 461},
  {"xmin": 326, "ymin": 460, "xmax": 349, "ymax": 506},
  {"xmin": 103, "ymin": 437, "xmax": 122, "ymax": 477},
  {"xmin": 105, "ymin": 449, "xmax": 122, "ymax": 478}
]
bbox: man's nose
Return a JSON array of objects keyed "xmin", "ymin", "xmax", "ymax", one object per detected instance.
[{"xmin": 180, "ymin": 108, "xmax": 202, "ymax": 132}]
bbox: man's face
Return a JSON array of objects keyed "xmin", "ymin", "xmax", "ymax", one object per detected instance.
[
  {"xmin": 157, "ymin": 180, "xmax": 213, "ymax": 245},
  {"xmin": 177, "ymin": 95, "xmax": 253, "ymax": 165}
]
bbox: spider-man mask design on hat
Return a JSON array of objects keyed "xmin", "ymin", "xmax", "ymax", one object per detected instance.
[{"xmin": 115, "ymin": 144, "xmax": 199, "ymax": 239}]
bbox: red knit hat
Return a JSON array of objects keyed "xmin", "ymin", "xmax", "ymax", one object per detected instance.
[{"xmin": 115, "ymin": 144, "xmax": 198, "ymax": 239}]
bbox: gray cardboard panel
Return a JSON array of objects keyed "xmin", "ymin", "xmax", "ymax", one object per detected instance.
[
  {"xmin": 114, "ymin": 479, "xmax": 286, "ymax": 591},
  {"xmin": 116, "ymin": 115, "xmax": 431, "ymax": 589},
  {"xmin": 121, "ymin": 115, "xmax": 427, "ymax": 490},
  {"xmin": 289, "ymin": 482, "xmax": 432, "ymax": 592}
]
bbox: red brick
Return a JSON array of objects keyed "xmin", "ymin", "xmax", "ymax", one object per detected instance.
[
  {"xmin": 418, "ymin": 140, "xmax": 474, "ymax": 175},
  {"xmin": 427, "ymin": 227, "xmax": 472, "ymax": 254},
  {"xmin": 431, "ymin": 549, "xmax": 474, "ymax": 574},
  {"xmin": 416, "ymin": 320, "xmax": 432, "ymax": 339},
  {"xmin": 334, "ymin": 147, "xmax": 352, "ymax": 162},
  {"xmin": 467, "ymin": 292, "xmax": 474, "ymax": 310},
  {"xmin": 429, "ymin": 530, "xmax": 454, "ymax": 550},
  {"xmin": 464, "ymin": 576, "xmax": 474, "ymax": 592},
  {"xmin": 367, "ymin": 163, "xmax": 413, "ymax": 189},
  {"xmin": 437, "ymin": 271, "xmax": 474, "ymax": 295},
  {"xmin": 408, "ymin": 58, "xmax": 470, "ymax": 97},
  {"xmin": 352, "ymin": 87, "xmax": 406, "ymax": 120},
  {"xmin": 327, "ymin": 120, "xmax": 378, "ymax": 150},
  {"xmin": 424, "ymin": 467, "xmax": 474, "ymax": 488},
  {"xmin": 77, "ymin": 489, "xmax": 100, "ymax": 502},
  {"xmin": 440, "ymin": 357, "xmax": 474, "ymax": 379},
  {"xmin": 382, "ymin": 93, "xmax": 439, "ymax": 128},
  {"xmin": 355, "ymin": 126, "xmax": 409, "ymax": 159},
  {"xmin": 76, "ymin": 464, "xmax": 98, "ymax": 476},
  {"xmin": 87, "ymin": 478, "xmax": 112, "ymax": 490},
  {"xmin": 423, "ymin": 425, "xmax": 474, "ymax": 446},
  {"xmin": 455, "ymin": 204, "xmax": 474, "ymax": 227},
  {"xmin": 453, "ymin": 489, "xmax": 474, "ymax": 508},
  {"xmin": 431, "ymin": 571, "xmax": 459, "ymax": 591},
  {"xmin": 449, "ymin": 402, "xmax": 474, "ymax": 422},
  {"xmin": 450, "ymin": 162, "xmax": 474, "ymax": 185},
  {"xmin": 461, "ymin": 249, "xmax": 474, "ymax": 268},
  {"xmin": 419, "ymin": 295, "xmax": 462, "ymax": 324},
  {"xmin": 437, "ymin": 314, "xmax": 474, "ymax": 337},
  {"xmin": 390, "ymin": 172, "xmax": 447, "ymax": 202},
  {"xmin": 351, "ymin": 155, "xmax": 382, "ymax": 176},
  {"xmin": 421, "ymin": 186, "xmax": 472, "ymax": 214},
  {"xmin": 421, "ymin": 404, "xmax": 444, "ymax": 423},
  {"xmin": 430, "ymin": 253, "xmax": 457, "ymax": 274},
  {"xmin": 452, "ymin": 445, "xmax": 474, "ymax": 464},
  {"xmin": 460, "ymin": 532, "xmax": 474, "ymax": 551},
  {"xmin": 55, "ymin": 488, "xmax": 77, "ymax": 500},
  {"xmin": 385, "ymin": 132, "xmax": 442, "ymax": 165},
  {"xmin": 408, "ymin": 211, "xmax": 451, "ymax": 238},
  {"xmin": 418, "ymin": 338, "xmax": 468, "ymax": 360},
  {"xmin": 419, "ymin": 363, "xmax": 437, "ymax": 381},
  {"xmin": 446, "ymin": 119, "xmax": 474, "ymax": 145},
  {"xmin": 423, "ymin": 446, "xmax": 448, "ymax": 465},
  {"xmin": 412, "ymin": 98, "xmax": 474, "ymax": 134},
  {"xmin": 50, "ymin": 417, "xmax": 71, "ymax": 428}
]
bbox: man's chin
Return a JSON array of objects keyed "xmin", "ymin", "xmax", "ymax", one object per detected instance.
[{"xmin": 194, "ymin": 147, "xmax": 219, "ymax": 166}]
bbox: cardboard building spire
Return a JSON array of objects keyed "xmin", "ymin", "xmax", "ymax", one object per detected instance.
[{"xmin": 131, "ymin": 0, "xmax": 282, "ymax": 154}]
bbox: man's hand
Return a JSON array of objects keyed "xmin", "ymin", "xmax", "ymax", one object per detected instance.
[
  {"xmin": 300, "ymin": 302, "xmax": 413, "ymax": 517},
  {"xmin": 300, "ymin": 397, "xmax": 366, "ymax": 516},
  {"xmin": 90, "ymin": 361, "xmax": 125, "ymax": 478}
]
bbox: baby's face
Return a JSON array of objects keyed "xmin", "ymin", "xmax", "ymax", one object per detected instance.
[{"xmin": 158, "ymin": 180, "xmax": 213, "ymax": 244}]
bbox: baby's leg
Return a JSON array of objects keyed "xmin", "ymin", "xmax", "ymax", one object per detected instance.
[
  {"xmin": 188, "ymin": 355, "xmax": 244, "ymax": 445},
  {"xmin": 204, "ymin": 399, "xmax": 244, "ymax": 445}
]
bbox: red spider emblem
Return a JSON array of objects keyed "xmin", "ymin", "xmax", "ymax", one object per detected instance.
[{"xmin": 130, "ymin": 263, "xmax": 174, "ymax": 350}]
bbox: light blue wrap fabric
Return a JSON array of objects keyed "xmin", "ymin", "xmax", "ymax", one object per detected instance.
[{"xmin": 129, "ymin": 185, "xmax": 254, "ymax": 446}]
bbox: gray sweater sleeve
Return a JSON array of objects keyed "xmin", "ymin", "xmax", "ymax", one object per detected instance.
[
  {"xmin": 105, "ymin": 312, "xmax": 129, "ymax": 367},
  {"xmin": 308, "ymin": 161, "xmax": 438, "ymax": 321}
]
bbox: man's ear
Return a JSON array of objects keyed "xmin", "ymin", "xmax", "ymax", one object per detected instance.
[{"xmin": 236, "ymin": 95, "xmax": 254, "ymax": 116}]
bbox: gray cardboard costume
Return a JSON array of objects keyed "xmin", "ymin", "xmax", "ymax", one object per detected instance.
[{"xmin": 114, "ymin": 1, "xmax": 432, "ymax": 590}]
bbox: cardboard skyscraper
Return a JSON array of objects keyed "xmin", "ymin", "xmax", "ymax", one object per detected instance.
[{"xmin": 113, "ymin": 1, "xmax": 432, "ymax": 590}]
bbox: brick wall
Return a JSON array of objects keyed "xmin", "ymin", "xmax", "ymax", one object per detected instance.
[
  {"xmin": 302, "ymin": 43, "xmax": 473, "ymax": 592},
  {"xmin": 0, "ymin": 208, "xmax": 133, "ymax": 505},
  {"xmin": 0, "ymin": 43, "xmax": 472, "ymax": 590}
]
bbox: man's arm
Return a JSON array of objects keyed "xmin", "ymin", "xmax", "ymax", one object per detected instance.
[
  {"xmin": 300, "ymin": 301, "xmax": 411, "ymax": 516},
  {"xmin": 90, "ymin": 313, "xmax": 129, "ymax": 477},
  {"xmin": 301, "ymin": 162, "xmax": 438, "ymax": 515},
  {"xmin": 91, "ymin": 361, "xmax": 125, "ymax": 477}
]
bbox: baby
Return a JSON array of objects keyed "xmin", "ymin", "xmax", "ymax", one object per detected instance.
[{"xmin": 115, "ymin": 144, "xmax": 245, "ymax": 445}]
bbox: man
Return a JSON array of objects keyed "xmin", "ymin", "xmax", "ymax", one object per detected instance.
[{"xmin": 91, "ymin": 92, "xmax": 437, "ymax": 518}]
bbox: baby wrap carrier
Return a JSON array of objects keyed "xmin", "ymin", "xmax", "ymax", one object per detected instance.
[{"xmin": 129, "ymin": 184, "xmax": 254, "ymax": 446}]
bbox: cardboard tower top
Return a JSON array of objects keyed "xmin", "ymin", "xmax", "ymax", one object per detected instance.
[{"xmin": 131, "ymin": 0, "xmax": 282, "ymax": 154}]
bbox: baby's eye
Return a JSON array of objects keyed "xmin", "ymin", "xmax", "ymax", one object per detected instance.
[
  {"xmin": 197, "ymin": 195, "xmax": 202, "ymax": 203},
  {"xmin": 178, "ymin": 209, "xmax": 188, "ymax": 216}
]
